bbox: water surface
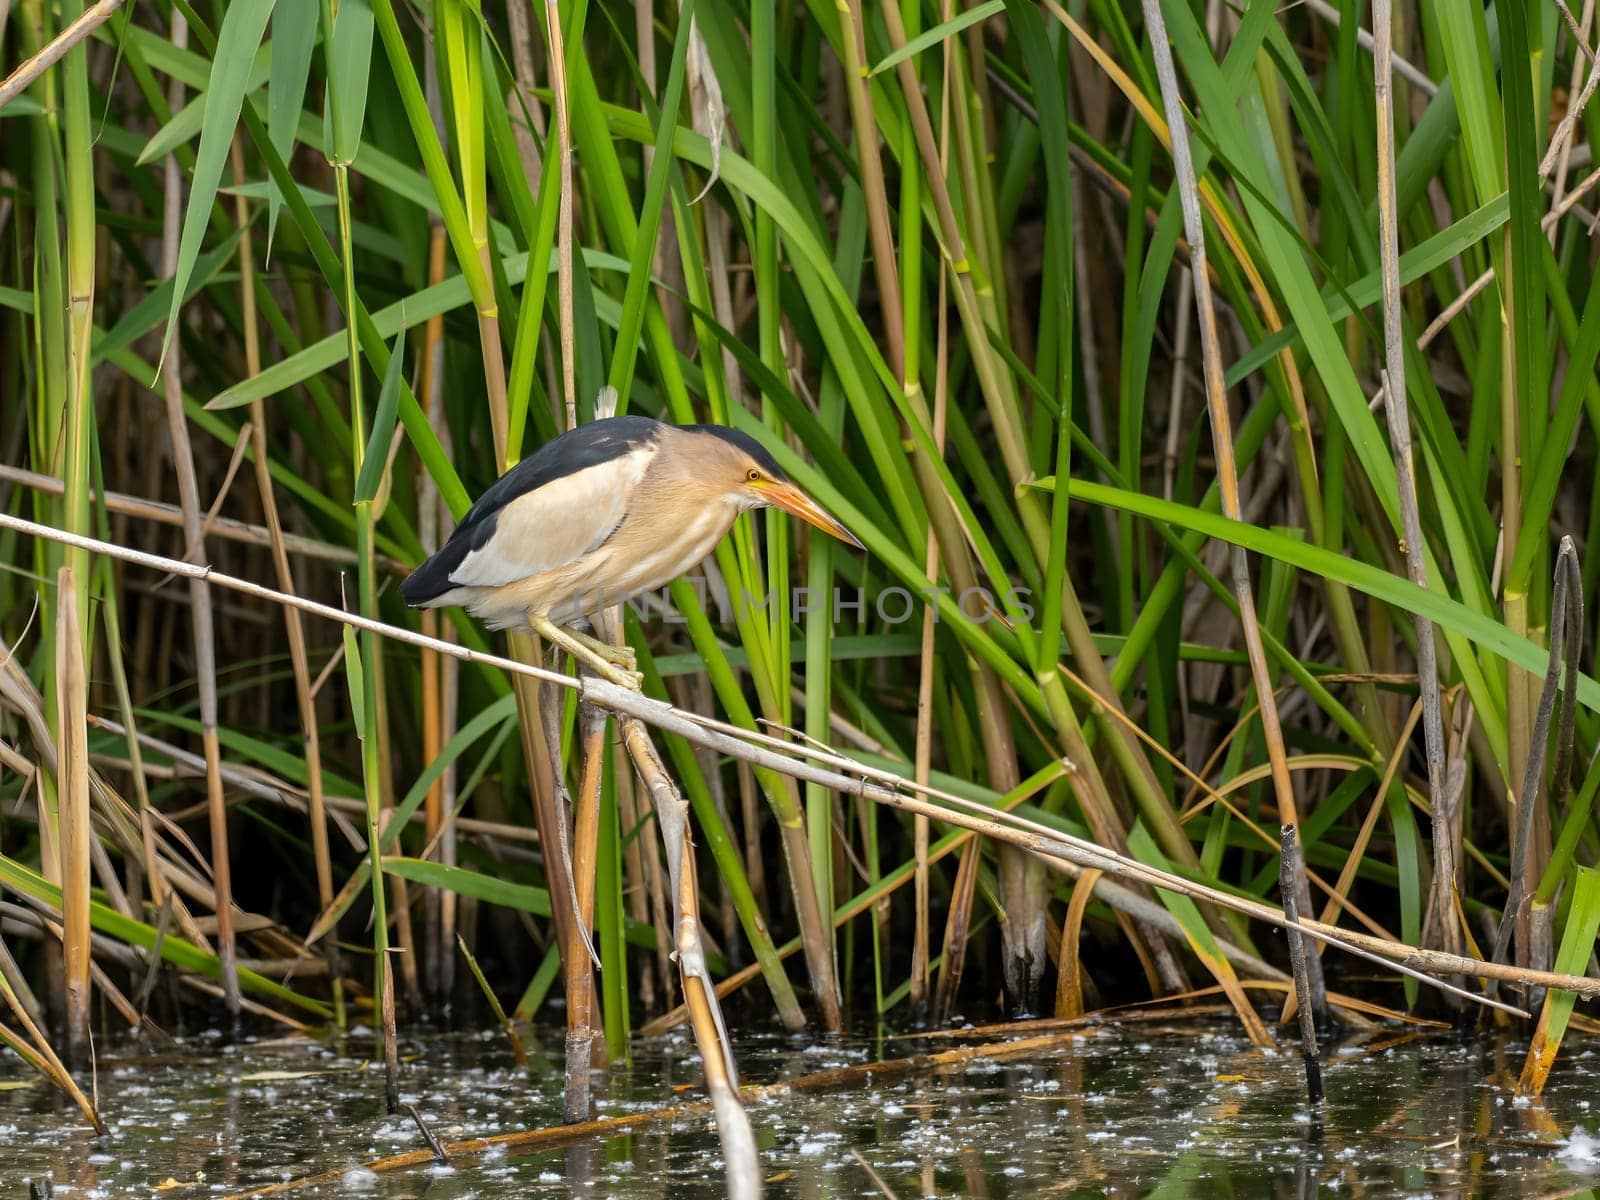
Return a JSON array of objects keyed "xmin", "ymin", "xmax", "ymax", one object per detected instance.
[{"xmin": 5, "ymin": 1019, "xmax": 1599, "ymax": 1196}]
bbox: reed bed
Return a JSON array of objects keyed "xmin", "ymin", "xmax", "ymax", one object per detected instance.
[{"xmin": 2, "ymin": 0, "xmax": 1599, "ymax": 1167}]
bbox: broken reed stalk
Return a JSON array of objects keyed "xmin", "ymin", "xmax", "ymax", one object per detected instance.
[
  {"xmin": 1280, "ymin": 825, "xmax": 1323, "ymax": 1107},
  {"xmin": 4, "ymin": 513, "xmax": 1595, "ymax": 1016},
  {"xmin": 932, "ymin": 839, "xmax": 980, "ymax": 1022},
  {"xmin": 456, "ymin": 934, "xmax": 528, "ymax": 1066},
  {"xmin": 1493, "ymin": 539, "xmax": 1584, "ymax": 985},
  {"xmin": 1517, "ymin": 864, "xmax": 1600, "ymax": 1097},
  {"xmin": 1137, "ymin": 0, "xmax": 1326, "ymax": 1024},
  {"xmin": 621, "ymin": 717, "xmax": 760, "ymax": 1199},
  {"xmin": 1372, "ymin": 0, "xmax": 1460, "ymax": 965},
  {"xmin": 158, "ymin": 12, "xmax": 239, "ymax": 1017},
  {"xmin": 1054, "ymin": 867, "xmax": 1101, "ymax": 1019},
  {"xmin": 404, "ymin": 1103, "xmax": 450, "ymax": 1164},
  {"xmin": 53, "ymin": 566, "xmax": 91, "ymax": 1065}
]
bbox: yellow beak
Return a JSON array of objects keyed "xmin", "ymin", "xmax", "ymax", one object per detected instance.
[{"xmin": 761, "ymin": 480, "xmax": 865, "ymax": 550}]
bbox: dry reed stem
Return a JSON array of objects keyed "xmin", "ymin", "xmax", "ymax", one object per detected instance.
[
  {"xmin": 908, "ymin": 14, "xmax": 1056, "ymax": 1017},
  {"xmin": 562, "ymin": 699, "xmax": 608, "ymax": 1123},
  {"xmin": 1136, "ymin": 0, "xmax": 1321, "ymax": 1025},
  {"xmin": 622, "ymin": 717, "xmax": 759, "ymax": 1197},
  {"xmin": 1365, "ymin": 164, "xmax": 1600, "ymax": 413},
  {"xmin": 0, "ymin": 0, "xmax": 120, "ymax": 107},
  {"xmin": 613, "ymin": 749, "xmax": 657, "ymax": 1010},
  {"xmin": 932, "ymin": 839, "xmax": 980, "ymax": 1023},
  {"xmin": 229, "ymin": 137, "xmax": 343, "ymax": 1023},
  {"xmin": 0, "ymin": 465, "xmax": 377, "ymax": 569},
  {"xmin": 1372, "ymin": 0, "xmax": 1461, "ymax": 967},
  {"xmin": 1494, "ymin": 542, "xmax": 1584, "ymax": 973},
  {"xmin": 418, "ymin": 220, "xmax": 450, "ymax": 1004},
  {"xmin": 909, "ymin": 250, "xmax": 951, "ymax": 1011},
  {"xmin": 1054, "ymin": 867, "xmax": 1101, "ymax": 1019},
  {"xmin": 1518, "ymin": 996, "xmax": 1566, "ymax": 1097},
  {"xmin": 941, "ymin": 986, "xmax": 1442, "ymax": 1041},
  {"xmin": 533, "ymin": 0, "xmax": 603, "ymax": 1110},
  {"xmin": 1044, "ymin": 0, "xmax": 1319, "ymax": 502},
  {"xmin": 840, "ymin": 0, "xmax": 937, "ymax": 1003},
  {"xmin": 1546, "ymin": 0, "xmax": 1600, "ymax": 193},
  {"xmin": 506, "ymin": 653, "xmax": 590, "ymax": 1011},
  {"xmin": 3, "ymin": 513, "xmax": 1591, "ymax": 1013},
  {"xmin": 836, "ymin": 0, "xmax": 905, "ymax": 383},
  {"xmin": 1279, "ymin": 825, "xmax": 1324, "ymax": 1104},
  {"xmin": 381, "ymin": 953, "xmax": 400, "ymax": 1112},
  {"xmin": 159, "ymin": 14, "xmax": 238, "ymax": 1015},
  {"xmin": 52, "ymin": 565, "xmax": 90, "ymax": 1062}
]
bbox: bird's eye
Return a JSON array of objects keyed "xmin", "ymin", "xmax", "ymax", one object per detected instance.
[{"xmin": 747, "ymin": 468, "xmax": 762, "ymax": 482}]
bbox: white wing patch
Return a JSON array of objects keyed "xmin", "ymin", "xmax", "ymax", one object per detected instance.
[{"xmin": 448, "ymin": 446, "xmax": 654, "ymax": 588}]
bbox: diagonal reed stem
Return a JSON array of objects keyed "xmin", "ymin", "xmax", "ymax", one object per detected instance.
[{"xmin": 1137, "ymin": 0, "xmax": 1323, "ymax": 1022}]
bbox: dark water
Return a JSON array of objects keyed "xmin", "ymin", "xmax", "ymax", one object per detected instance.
[{"xmin": 4, "ymin": 1019, "xmax": 1599, "ymax": 1197}]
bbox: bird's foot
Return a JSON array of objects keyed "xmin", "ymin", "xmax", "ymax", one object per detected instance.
[
  {"xmin": 594, "ymin": 641, "xmax": 638, "ymax": 672},
  {"xmin": 527, "ymin": 614, "xmax": 642, "ymax": 688},
  {"xmin": 566, "ymin": 630, "xmax": 633, "ymax": 684},
  {"xmin": 584, "ymin": 655, "xmax": 644, "ymax": 691}
]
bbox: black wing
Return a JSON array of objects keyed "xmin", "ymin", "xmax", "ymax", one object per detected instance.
[{"xmin": 399, "ymin": 415, "xmax": 663, "ymax": 606}]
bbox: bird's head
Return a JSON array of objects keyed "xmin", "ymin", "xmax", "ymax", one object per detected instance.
[{"xmin": 695, "ymin": 426, "xmax": 865, "ymax": 549}]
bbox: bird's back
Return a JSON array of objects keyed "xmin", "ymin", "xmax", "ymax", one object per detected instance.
[{"xmin": 399, "ymin": 415, "xmax": 665, "ymax": 607}]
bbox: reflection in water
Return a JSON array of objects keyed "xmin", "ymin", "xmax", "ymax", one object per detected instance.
[{"xmin": 4, "ymin": 1022, "xmax": 1600, "ymax": 1197}]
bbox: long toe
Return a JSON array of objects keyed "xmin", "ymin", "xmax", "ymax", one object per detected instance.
[{"xmin": 605, "ymin": 663, "xmax": 644, "ymax": 690}]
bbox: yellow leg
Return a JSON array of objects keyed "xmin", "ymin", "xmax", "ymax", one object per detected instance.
[{"xmin": 527, "ymin": 613, "xmax": 642, "ymax": 690}]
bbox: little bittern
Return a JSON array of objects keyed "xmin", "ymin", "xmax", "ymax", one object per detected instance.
[{"xmin": 401, "ymin": 415, "xmax": 861, "ymax": 685}]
